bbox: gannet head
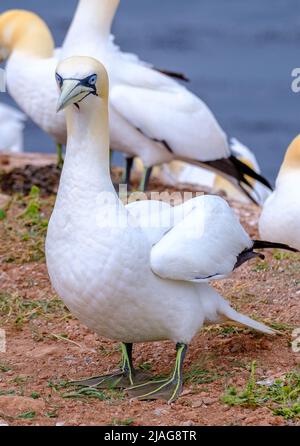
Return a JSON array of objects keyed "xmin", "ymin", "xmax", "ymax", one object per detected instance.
[
  {"xmin": 0, "ymin": 10, "xmax": 54, "ymax": 61},
  {"xmin": 56, "ymin": 56, "xmax": 109, "ymax": 112},
  {"xmin": 279, "ymin": 134, "xmax": 300, "ymax": 176}
]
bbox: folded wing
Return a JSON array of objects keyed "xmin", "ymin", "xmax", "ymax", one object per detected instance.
[{"xmin": 150, "ymin": 195, "xmax": 252, "ymax": 282}]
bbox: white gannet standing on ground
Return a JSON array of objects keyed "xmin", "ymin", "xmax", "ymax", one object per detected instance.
[
  {"xmin": 0, "ymin": 102, "xmax": 26, "ymax": 153},
  {"xmin": 0, "ymin": 11, "xmax": 66, "ymax": 165},
  {"xmin": 0, "ymin": 5, "xmax": 272, "ymax": 198},
  {"xmin": 259, "ymin": 135, "xmax": 300, "ymax": 250},
  {"xmin": 45, "ymin": 57, "xmax": 296, "ymax": 402}
]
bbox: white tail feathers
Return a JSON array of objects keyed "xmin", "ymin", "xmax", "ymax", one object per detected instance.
[{"xmin": 220, "ymin": 304, "xmax": 276, "ymax": 336}]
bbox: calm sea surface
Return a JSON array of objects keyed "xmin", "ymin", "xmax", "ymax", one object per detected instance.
[{"xmin": 1, "ymin": 0, "xmax": 300, "ymax": 181}]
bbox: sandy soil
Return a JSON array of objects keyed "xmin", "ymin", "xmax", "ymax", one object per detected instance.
[{"xmin": 0, "ymin": 161, "xmax": 299, "ymax": 426}]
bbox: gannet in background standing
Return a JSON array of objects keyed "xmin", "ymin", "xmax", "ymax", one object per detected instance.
[
  {"xmin": 0, "ymin": 5, "xmax": 272, "ymax": 200},
  {"xmin": 0, "ymin": 103, "xmax": 26, "ymax": 153},
  {"xmin": 0, "ymin": 10, "xmax": 168, "ymax": 170},
  {"xmin": 259, "ymin": 135, "xmax": 300, "ymax": 250},
  {"xmin": 62, "ymin": 0, "xmax": 272, "ymax": 197},
  {"xmin": 46, "ymin": 57, "xmax": 297, "ymax": 402},
  {"xmin": 0, "ymin": 11, "xmax": 65, "ymax": 165}
]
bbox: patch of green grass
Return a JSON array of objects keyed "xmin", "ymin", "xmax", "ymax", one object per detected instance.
[
  {"xmin": 222, "ymin": 361, "xmax": 300, "ymax": 419},
  {"xmin": 268, "ymin": 321, "xmax": 294, "ymax": 333},
  {"xmin": 0, "ymin": 363, "xmax": 12, "ymax": 373},
  {"xmin": 0, "ymin": 209, "xmax": 6, "ymax": 220},
  {"xmin": 138, "ymin": 362, "xmax": 152, "ymax": 372},
  {"xmin": 62, "ymin": 387, "xmax": 111, "ymax": 401},
  {"xmin": 17, "ymin": 411, "xmax": 36, "ymax": 420},
  {"xmin": 214, "ymin": 325, "xmax": 248, "ymax": 337},
  {"xmin": 184, "ymin": 365, "xmax": 222, "ymax": 385},
  {"xmin": 45, "ymin": 411, "xmax": 59, "ymax": 419},
  {"xmin": 10, "ymin": 375, "xmax": 30, "ymax": 386},
  {"xmin": 17, "ymin": 186, "xmax": 48, "ymax": 262},
  {"xmin": 0, "ymin": 389, "xmax": 16, "ymax": 396},
  {"xmin": 0, "ymin": 291, "xmax": 70, "ymax": 328},
  {"xmin": 30, "ymin": 392, "xmax": 40, "ymax": 400},
  {"xmin": 112, "ymin": 418, "xmax": 135, "ymax": 426},
  {"xmin": 252, "ymin": 261, "xmax": 270, "ymax": 272},
  {"xmin": 273, "ymin": 251, "xmax": 294, "ymax": 261}
]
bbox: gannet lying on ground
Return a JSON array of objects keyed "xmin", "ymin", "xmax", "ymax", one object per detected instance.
[
  {"xmin": 0, "ymin": 102, "xmax": 26, "ymax": 153},
  {"xmin": 0, "ymin": 5, "xmax": 271, "ymax": 199},
  {"xmin": 259, "ymin": 135, "xmax": 300, "ymax": 250},
  {"xmin": 46, "ymin": 57, "xmax": 297, "ymax": 402}
]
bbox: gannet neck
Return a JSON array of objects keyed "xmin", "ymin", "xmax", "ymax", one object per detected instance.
[
  {"xmin": 63, "ymin": 0, "xmax": 120, "ymax": 48},
  {"xmin": 62, "ymin": 96, "xmax": 113, "ymax": 194},
  {"xmin": 0, "ymin": 10, "xmax": 54, "ymax": 59}
]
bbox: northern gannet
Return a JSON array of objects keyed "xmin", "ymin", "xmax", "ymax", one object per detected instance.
[
  {"xmin": 0, "ymin": 5, "xmax": 272, "ymax": 199},
  {"xmin": 259, "ymin": 135, "xmax": 300, "ymax": 250},
  {"xmin": 0, "ymin": 102, "xmax": 26, "ymax": 153},
  {"xmin": 46, "ymin": 57, "xmax": 296, "ymax": 402},
  {"xmin": 62, "ymin": 0, "xmax": 273, "ymax": 197}
]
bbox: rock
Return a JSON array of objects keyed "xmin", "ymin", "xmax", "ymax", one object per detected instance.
[
  {"xmin": 0, "ymin": 396, "xmax": 45, "ymax": 417},
  {"xmin": 0, "ymin": 418, "xmax": 9, "ymax": 426},
  {"xmin": 191, "ymin": 400, "xmax": 203, "ymax": 408},
  {"xmin": 202, "ymin": 397, "xmax": 218, "ymax": 406},
  {"xmin": 181, "ymin": 420, "xmax": 194, "ymax": 426}
]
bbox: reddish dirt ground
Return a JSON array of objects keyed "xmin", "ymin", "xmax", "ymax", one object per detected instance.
[{"xmin": 0, "ymin": 164, "xmax": 299, "ymax": 426}]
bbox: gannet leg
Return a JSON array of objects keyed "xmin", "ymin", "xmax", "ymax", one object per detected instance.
[
  {"xmin": 67, "ymin": 343, "xmax": 148, "ymax": 389},
  {"xmin": 122, "ymin": 156, "xmax": 134, "ymax": 185},
  {"xmin": 127, "ymin": 343, "xmax": 187, "ymax": 403},
  {"xmin": 139, "ymin": 166, "xmax": 153, "ymax": 192},
  {"xmin": 56, "ymin": 143, "xmax": 64, "ymax": 169}
]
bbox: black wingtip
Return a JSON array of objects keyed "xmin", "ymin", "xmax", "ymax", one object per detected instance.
[
  {"xmin": 252, "ymin": 240, "xmax": 299, "ymax": 253},
  {"xmin": 155, "ymin": 68, "xmax": 190, "ymax": 82},
  {"xmin": 229, "ymin": 156, "xmax": 273, "ymax": 191},
  {"xmin": 234, "ymin": 250, "xmax": 265, "ymax": 270},
  {"xmin": 200, "ymin": 155, "xmax": 272, "ymax": 205}
]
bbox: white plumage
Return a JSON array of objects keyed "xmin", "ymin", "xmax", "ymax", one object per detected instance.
[
  {"xmin": 45, "ymin": 59, "xmax": 274, "ymax": 400},
  {"xmin": 259, "ymin": 135, "xmax": 300, "ymax": 250},
  {"xmin": 0, "ymin": 102, "xmax": 26, "ymax": 153},
  {"xmin": 128, "ymin": 195, "xmax": 252, "ymax": 282}
]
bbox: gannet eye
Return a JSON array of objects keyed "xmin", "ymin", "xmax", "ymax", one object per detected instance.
[
  {"xmin": 55, "ymin": 73, "xmax": 63, "ymax": 88},
  {"xmin": 88, "ymin": 74, "xmax": 97, "ymax": 86}
]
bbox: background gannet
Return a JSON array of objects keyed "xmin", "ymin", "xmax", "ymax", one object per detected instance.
[
  {"xmin": 62, "ymin": 0, "xmax": 273, "ymax": 196},
  {"xmin": 0, "ymin": 10, "xmax": 66, "ymax": 165},
  {"xmin": 0, "ymin": 4, "xmax": 272, "ymax": 199},
  {"xmin": 259, "ymin": 135, "xmax": 300, "ymax": 250},
  {"xmin": 46, "ymin": 57, "xmax": 297, "ymax": 403},
  {"xmin": 144, "ymin": 139, "xmax": 271, "ymax": 205},
  {"xmin": 0, "ymin": 102, "xmax": 26, "ymax": 153}
]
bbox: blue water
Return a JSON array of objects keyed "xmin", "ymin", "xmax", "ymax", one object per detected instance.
[{"xmin": 1, "ymin": 0, "xmax": 300, "ymax": 181}]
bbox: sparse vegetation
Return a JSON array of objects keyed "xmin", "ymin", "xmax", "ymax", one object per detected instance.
[
  {"xmin": 0, "ymin": 291, "xmax": 69, "ymax": 329},
  {"xmin": 184, "ymin": 366, "xmax": 223, "ymax": 385},
  {"xmin": 222, "ymin": 362, "xmax": 300, "ymax": 419}
]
